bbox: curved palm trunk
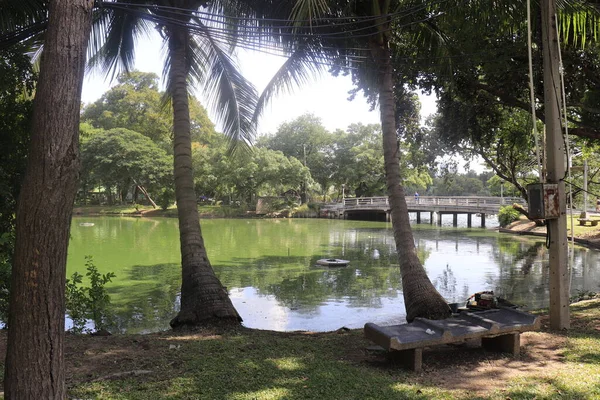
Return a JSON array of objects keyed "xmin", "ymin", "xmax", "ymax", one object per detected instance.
[
  {"xmin": 370, "ymin": 41, "xmax": 451, "ymax": 322},
  {"xmin": 4, "ymin": 0, "xmax": 93, "ymax": 397},
  {"xmin": 167, "ymin": 27, "xmax": 241, "ymax": 329}
]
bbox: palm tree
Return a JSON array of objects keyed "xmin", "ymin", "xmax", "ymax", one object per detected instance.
[
  {"xmin": 88, "ymin": 1, "xmax": 269, "ymax": 327},
  {"xmin": 1, "ymin": 0, "xmax": 94, "ymax": 397},
  {"xmin": 245, "ymin": 0, "xmax": 599, "ymax": 321},
  {"xmin": 247, "ymin": 0, "xmax": 454, "ymax": 321}
]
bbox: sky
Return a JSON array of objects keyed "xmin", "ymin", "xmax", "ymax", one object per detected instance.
[
  {"xmin": 81, "ymin": 31, "xmax": 437, "ymax": 136},
  {"xmin": 80, "ymin": 32, "xmax": 486, "ymax": 172}
]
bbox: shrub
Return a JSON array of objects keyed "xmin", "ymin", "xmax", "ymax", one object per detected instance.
[
  {"xmin": 158, "ymin": 188, "xmax": 175, "ymax": 210},
  {"xmin": 498, "ymin": 205, "xmax": 521, "ymax": 227},
  {"xmin": 65, "ymin": 256, "xmax": 116, "ymax": 334}
]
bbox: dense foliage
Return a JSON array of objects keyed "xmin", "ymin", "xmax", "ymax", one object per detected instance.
[
  {"xmin": 80, "ymin": 128, "xmax": 173, "ymax": 205},
  {"xmin": 0, "ymin": 47, "xmax": 36, "ymax": 325}
]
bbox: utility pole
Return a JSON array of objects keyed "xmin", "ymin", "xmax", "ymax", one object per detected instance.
[
  {"xmin": 583, "ymin": 159, "xmax": 588, "ymax": 216},
  {"xmin": 541, "ymin": 0, "xmax": 570, "ymax": 330}
]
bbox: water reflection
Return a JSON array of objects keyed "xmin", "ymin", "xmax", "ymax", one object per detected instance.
[{"xmin": 63, "ymin": 217, "xmax": 600, "ymax": 333}]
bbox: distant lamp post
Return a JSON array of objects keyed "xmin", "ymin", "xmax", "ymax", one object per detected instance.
[
  {"xmin": 500, "ymin": 180, "xmax": 505, "ymax": 205},
  {"xmin": 342, "ymin": 184, "xmax": 346, "ymax": 203}
]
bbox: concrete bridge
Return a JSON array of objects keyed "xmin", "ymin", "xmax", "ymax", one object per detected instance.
[{"xmin": 322, "ymin": 196, "xmax": 526, "ymax": 227}]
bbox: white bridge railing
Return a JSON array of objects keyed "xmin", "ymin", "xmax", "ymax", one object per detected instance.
[{"xmin": 342, "ymin": 196, "xmax": 525, "ymax": 209}]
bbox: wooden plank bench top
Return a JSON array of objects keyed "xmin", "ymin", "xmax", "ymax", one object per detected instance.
[
  {"xmin": 578, "ymin": 218, "xmax": 599, "ymax": 226},
  {"xmin": 364, "ymin": 307, "xmax": 540, "ymax": 371}
]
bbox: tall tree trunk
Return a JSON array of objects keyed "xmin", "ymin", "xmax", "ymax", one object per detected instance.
[
  {"xmin": 167, "ymin": 27, "xmax": 241, "ymax": 329},
  {"xmin": 3, "ymin": 0, "xmax": 93, "ymax": 397},
  {"xmin": 370, "ymin": 41, "xmax": 451, "ymax": 322}
]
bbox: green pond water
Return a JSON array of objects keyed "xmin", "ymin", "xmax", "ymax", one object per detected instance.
[{"xmin": 67, "ymin": 216, "xmax": 600, "ymax": 334}]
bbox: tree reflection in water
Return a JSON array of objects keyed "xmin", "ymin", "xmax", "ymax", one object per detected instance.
[{"xmin": 64, "ymin": 218, "xmax": 600, "ymax": 333}]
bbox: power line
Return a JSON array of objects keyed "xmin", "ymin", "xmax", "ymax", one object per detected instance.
[{"xmin": 102, "ymin": 0, "xmax": 453, "ymax": 26}]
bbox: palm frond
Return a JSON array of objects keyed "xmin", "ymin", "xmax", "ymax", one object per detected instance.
[
  {"xmin": 190, "ymin": 16, "xmax": 258, "ymax": 153},
  {"xmin": 0, "ymin": 19, "xmax": 46, "ymax": 51},
  {"xmin": 253, "ymin": 42, "xmax": 325, "ymax": 126},
  {"xmin": 290, "ymin": 0, "xmax": 329, "ymax": 28},
  {"xmin": 0, "ymin": 0, "xmax": 47, "ymax": 32},
  {"xmin": 88, "ymin": 5, "xmax": 153, "ymax": 81},
  {"xmin": 557, "ymin": 1, "xmax": 600, "ymax": 47}
]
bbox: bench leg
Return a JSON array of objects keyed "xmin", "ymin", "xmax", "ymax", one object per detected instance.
[
  {"xmin": 389, "ymin": 348, "xmax": 423, "ymax": 372},
  {"xmin": 482, "ymin": 333, "xmax": 520, "ymax": 356}
]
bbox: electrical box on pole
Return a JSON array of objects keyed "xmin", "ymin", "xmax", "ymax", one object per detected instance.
[{"xmin": 527, "ymin": 183, "xmax": 560, "ymax": 219}]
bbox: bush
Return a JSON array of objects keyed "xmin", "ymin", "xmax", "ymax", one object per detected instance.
[
  {"xmin": 158, "ymin": 188, "xmax": 175, "ymax": 210},
  {"xmin": 65, "ymin": 256, "xmax": 116, "ymax": 334},
  {"xmin": 498, "ymin": 205, "xmax": 521, "ymax": 227}
]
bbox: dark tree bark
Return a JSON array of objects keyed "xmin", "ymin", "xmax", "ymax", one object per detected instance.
[
  {"xmin": 3, "ymin": 0, "xmax": 94, "ymax": 397},
  {"xmin": 370, "ymin": 36, "xmax": 451, "ymax": 322},
  {"xmin": 167, "ymin": 27, "xmax": 241, "ymax": 329}
]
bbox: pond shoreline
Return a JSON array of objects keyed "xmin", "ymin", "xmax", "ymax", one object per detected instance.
[
  {"xmin": 499, "ymin": 218, "xmax": 600, "ymax": 250},
  {"xmin": 73, "ymin": 206, "xmax": 600, "ymax": 249}
]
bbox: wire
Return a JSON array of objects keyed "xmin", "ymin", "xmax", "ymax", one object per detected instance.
[
  {"xmin": 526, "ymin": 0, "xmax": 543, "ymax": 183},
  {"xmin": 103, "ymin": 0, "xmax": 453, "ymax": 25},
  {"xmin": 555, "ymin": 13, "xmax": 575, "ymax": 245},
  {"xmin": 104, "ymin": 0, "xmax": 464, "ymax": 42},
  {"xmin": 562, "ymin": 179, "xmax": 600, "ymax": 200}
]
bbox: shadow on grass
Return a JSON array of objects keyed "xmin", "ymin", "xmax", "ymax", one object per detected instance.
[
  {"xmin": 61, "ymin": 299, "xmax": 600, "ymax": 400},
  {"xmin": 66, "ymin": 329, "xmax": 434, "ymax": 400}
]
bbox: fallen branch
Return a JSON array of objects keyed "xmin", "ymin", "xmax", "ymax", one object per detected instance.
[{"xmin": 512, "ymin": 203, "xmax": 545, "ymax": 226}]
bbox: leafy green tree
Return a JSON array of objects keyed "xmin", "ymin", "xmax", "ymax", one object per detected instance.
[
  {"xmin": 81, "ymin": 71, "xmax": 217, "ymax": 150},
  {"xmin": 80, "ymin": 128, "xmax": 173, "ymax": 205},
  {"xmin": 193, "ymin": 136, "xmax": 309, "ymax": 205},
  {"xmin": 260, "ymin": 113, "xmax": 334, "ymax": 202},
  {"xmin": 393, "ymin": 2, "xmax": 600, "ymax": 181},
  {"xmin": 331, "ymin": 123, "xmax": 385, "ymax": 197},
  {"xmin": 431, "ymin": 92, "xmax": 544, "ymax": 200}
]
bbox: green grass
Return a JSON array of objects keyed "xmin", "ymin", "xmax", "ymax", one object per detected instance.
[
  {"xmin": 73, "ymin": 204, "xmax": 247, "ymax": 218},
  {"xmin": 55, "ymin": 299, "xmax": 600, "ymax": 399},
  {"xmin": 1, "ymin": 301, "xmax": 599, "ymax": 399},
  {"xmin": 74, "ymin": 204, "xmax": 157, "ymax": 215}
]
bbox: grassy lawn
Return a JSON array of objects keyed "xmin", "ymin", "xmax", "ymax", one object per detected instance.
[
  {"xmin": 562, "ymin": 211, "xmax": 600, "ymax": 237},
  {"xmin": 73, "ymin": 204, "xmax": 246, "ymax": 218},
  {"xmin": 2, "ymin": 300, "xmax": 598, "ymax": 399}
]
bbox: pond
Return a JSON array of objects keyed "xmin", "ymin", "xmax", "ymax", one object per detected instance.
[{"xmin": 66, "ymin": 216, "xmax": 600, "ymax": 334}]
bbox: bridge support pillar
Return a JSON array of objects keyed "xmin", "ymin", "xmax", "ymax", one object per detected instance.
[
  {"xmin": 438, "ymin": 213, "xmax": 443, "ymax": 226},
  {"xmin": 452, "ymin": 213, "xmax": 458, "ymax": 227},
  {"xmin": 481, "ymin": 213, "xmax": 486, "ymax": 228},
  {"xmin": 416, "ymin": 212, "xmax": 421, "ymax": 224},
  {"xmin": 386, "ymin": 211, "xmax": 390, "ymax": 222},
  {"xmin": 429, "ymin": 212, "xmax": 434, "ymax": 224},
  {"xmin": 467, "ymin": 214, "xmax": 472, "ymax": 227}
]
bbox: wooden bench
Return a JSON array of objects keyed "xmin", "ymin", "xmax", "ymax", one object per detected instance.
[
  {"xmin": 578, "ymin": 218, "xmax": 598, "ymax": 226},
  {"xmin": 364, "ymin": 307, "xmax": 540, "ymax": 372}
]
